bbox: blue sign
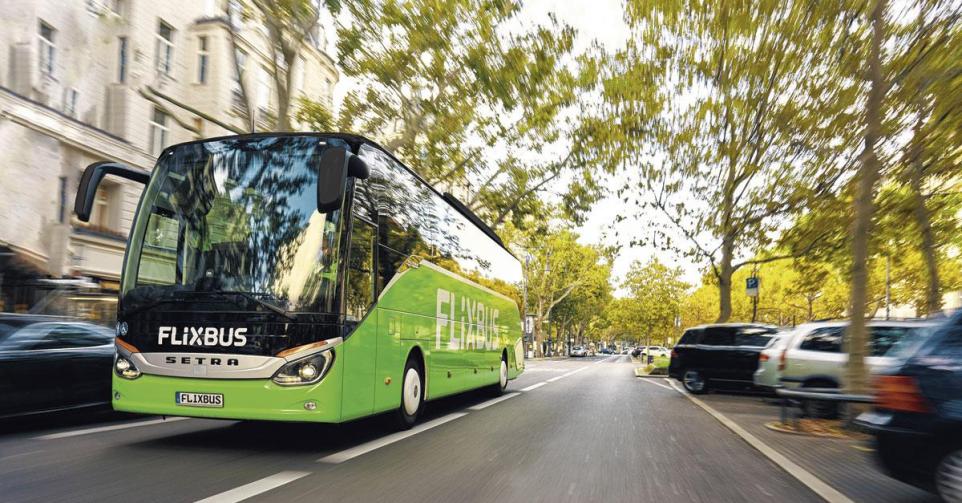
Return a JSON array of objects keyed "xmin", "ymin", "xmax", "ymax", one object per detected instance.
[{"xmin": 746, "ymin": 277, "xmax": 759, "ymax": 297}]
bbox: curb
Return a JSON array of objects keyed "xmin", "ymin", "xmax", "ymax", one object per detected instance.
[{"xmin": 665, "ymin": 379, "xmax": 854, "ymax": 503}]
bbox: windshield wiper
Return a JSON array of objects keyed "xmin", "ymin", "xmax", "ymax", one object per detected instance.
[{"xmin": 207, "ymin": 291, "xmax": 296, "ymax": 320}]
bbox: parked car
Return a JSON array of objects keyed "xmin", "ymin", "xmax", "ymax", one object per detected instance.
[
  {"xmin": 644, "ymin": 346, "xmax": 670, "ymax": 358},
  {"xmin": 856, "ymin": 314, "xmax": 960, "ymax": 499},
  {"xmin": 779, "ymin": 320, "xmax": 937, "ymax": 391},
  {"xmin": 668, "ymin": 323, "xmax": 778, "ymax": 394},
  {"xmin": 599, "ymin": 347, "xmax": 613, "ymax": 355},
  {"xmin": 0, "ymin": 314, "xmax": 115, "ymax": 419},
  {"xmin": 570, "ymin": 346, "xmax": 588, "ymax": 357},
  {"xmin": 631, "ymin": 346, "xmax": 646, "ymax": 358},
  {"xmin": 753, "ymin": 330, "xmax": 796, "ymax": 391}
]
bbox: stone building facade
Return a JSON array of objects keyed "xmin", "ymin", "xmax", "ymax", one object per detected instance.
[{"xmin": 0, "ymin": 0, "xmax": 338, "ymax": 319}]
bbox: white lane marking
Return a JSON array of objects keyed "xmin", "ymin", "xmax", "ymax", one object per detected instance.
[
  {"xmin": 637, "ymin": 378, "xmax": 672, "ymax": 390},
  {"xmin": 521, "ymin": 382, "xmax": 546, "ymax": 392},
  {"xmin": 468, "ymin": 392, "xmax": 521, "ymax": 411},
  {"xmin": 547, "ymin": 375, "xmax": 565, "ymax": 382},
  {"xmin": 195, "ymin": 471, "xmax": 311, "ymax": 503},
  {"xmin": 665, "ymin": 379, "xmax": 854, "ymax": 503},
  {"xmin": 36, "ymin": 417, "xmax": 190, "ymax": 440},
  {"xmin": 318, "ymin": 412, "xmax": 468, "ymax": 464}
]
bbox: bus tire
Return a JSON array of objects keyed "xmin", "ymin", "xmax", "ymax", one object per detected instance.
[
  {"xmin": 489, "ymin": 352, "xmax": 509, "ymax": 396},
  {"xmin": 395, "ymin": 356, "xmax": 424, "ymax": 430}
]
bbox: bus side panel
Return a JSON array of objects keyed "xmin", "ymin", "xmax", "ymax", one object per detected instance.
[
  {"xmin": 379, "ymin": 262, "xmax": 521, "ymax": 400},
  {"xmin": 373, "ymin": 308, "xmax": 402, "ymax": 413},
  {"xmin": 339, "ymin": 311, "xmax": 378, "ymax": 421}
]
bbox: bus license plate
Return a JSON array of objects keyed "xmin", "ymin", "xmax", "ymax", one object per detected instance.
[{"xmin": 175, "ymin": 392, "xmax": 223, "ymax": 408}]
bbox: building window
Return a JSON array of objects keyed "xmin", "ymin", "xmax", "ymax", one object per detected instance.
[
  {"xmin": 38, "ymin": 21, "xmax": 56, "ymax": 79},
  {"xmin": 63, "ymin": 88, "xmax": 78, "ymax": 117},
  {"xmin": 58, "ymin": 176, "xmax": 67, "ymax": 224},
  {"xmin": 155, "ymin": 21, "xmax": 174, "ymax": 76},
  {"xmin": 117, "ymin": 36, "xmax": 128, "ymax": 83},
  {"xmin": 257, "ymin": 66, "xmax": 271, "ymax": 109},
  {"xmin": 110, "ymin": 0, "xmax": 126, "ymax": 17},
  {"xmin": 230, "ymin": 49, "xmax": 248, "ymax": 113},
  {"xmin": 196, "ymin": 36, "xmax": 209, "ymax": 83},
  {"xmin": 149, "ymin": 107, "xmax": 169, "ymax": 156}
]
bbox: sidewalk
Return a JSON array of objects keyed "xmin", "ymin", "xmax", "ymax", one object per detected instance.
[{"xmin": 696, "ymin": 392, "xmax": 938, "ymax": 502}]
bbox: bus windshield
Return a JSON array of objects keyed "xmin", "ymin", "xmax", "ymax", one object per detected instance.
[{"xmin": 121, "ymin": 135, "xmax": 349, "ymax": 314}]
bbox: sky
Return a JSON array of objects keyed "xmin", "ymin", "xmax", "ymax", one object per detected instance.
[{"xmin": 518, "ymin": 1, "xmax": 705, "ymax": 291}]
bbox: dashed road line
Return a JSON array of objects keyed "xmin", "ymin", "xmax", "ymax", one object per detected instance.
[
  {"xmin": 195, "ymin": 471, "xmax": 311, "ymax": 503},
  {"xmin": 468, "ymin": 392, "xmax": 521, "ymax": 411},
  {"xmin": 665, "ymin": 379, "xmax": 853, "ymax": 503},
  {"xmin": 35, "ymin": 417, "xmax": 190, "ymax": 440},
  {"xmin": 521, "ymin": 382, "xmax": 547, "ymax": 392},
  {"xmin": 637, "ymin": 378, "xmax": 673, "ymax": 390},
  {"xmin": 318, "ymin": 412, "xmax": 468, "ymax": 464}
]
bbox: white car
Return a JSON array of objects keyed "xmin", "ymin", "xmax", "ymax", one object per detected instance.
[
  {"xmin": 780, "ymin": 320, "xmax": 938, "ymax": 390},
  {"xmin": 570, "ymin": 346, "xmax": 588, "ymax": 357},
  {"xmin": 752, "ymin": 330, "xmax": 794, "ymax": 390},
  {"xmin": 642, "ymin": 346, "xmax": 669, "ymax": 358}
]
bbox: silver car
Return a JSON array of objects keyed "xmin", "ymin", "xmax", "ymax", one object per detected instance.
[
  {"xmin": 780, "ymin": 320, "xmax": 937, "ymax": 390},
  {"xmin": 752, "ymin": 330, "xmax": 795, "ymax": 390}
]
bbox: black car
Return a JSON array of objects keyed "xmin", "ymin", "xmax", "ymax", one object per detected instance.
[
  {"xmin": 668, "ymin": 323, "xmax": 777, "ymax": 393},
  {"xmin": 0, "ymin": 314, "xmax": 115, "ymax": 419},
  {"xmin": 857, "ymin": 313, "xmax": 962, "ymax": 499}
]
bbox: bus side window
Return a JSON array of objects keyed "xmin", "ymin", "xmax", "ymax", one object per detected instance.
[{"xmin": 346, "ymin": 215, "xmax": 376, "ymax": 321}]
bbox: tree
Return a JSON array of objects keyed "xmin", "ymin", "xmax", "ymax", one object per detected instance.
[
  {"xmin": 519, "ymin": 229, "xmax": 611, "ymax": 357},
  {"xmin": 597, "ymin": 0, "xmax": 861, "ymax": 323},
  {"xmin": 846, "ymin": 0, "xmax": 887, "ymax": 398},
  {"xmin": 327, "ymin": 0, "xmax": 610, "ymax": 230},
  {"xmin": 619, "ymin": 259, "xmax": 688, "ymax": 348},
  {"xmin": 886, "ymin": 0, "xmax": 962, "ymax": 314}
]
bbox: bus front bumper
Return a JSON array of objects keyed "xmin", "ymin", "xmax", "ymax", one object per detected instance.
[{"xmin": 111, "ymin": 372, "xmax": 342, "ymax": 423}]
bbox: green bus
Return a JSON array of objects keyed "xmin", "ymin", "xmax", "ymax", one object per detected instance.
[{"xmin": 74, "ymin": 133, "xmax": 524, "ymax": 428}]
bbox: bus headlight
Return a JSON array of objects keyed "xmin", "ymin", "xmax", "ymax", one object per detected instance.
[
  {"xmin": 272, "ymin": 350, "xmax": 333, "ymax": 386},
  {"xmin": 115, "ymin": 355, "xmax": 141, "ymax": 379}
]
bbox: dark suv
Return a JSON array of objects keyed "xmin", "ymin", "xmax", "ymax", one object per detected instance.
[
  {"xmin": 669, "ymin": 323, "xmax": 777, "ymax": 393},
  {"xmin": 856, "ymin": 313, "xmax": 961, "ymax": 499}
]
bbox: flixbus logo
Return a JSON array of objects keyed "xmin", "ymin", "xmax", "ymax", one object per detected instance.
[
  {"xmin": 158, "ymin": 326, "xmax": 248, "ymax": 347},
  {"xmin": 436, "ymin": 288, "xmax": 500, "ymax": 350}
]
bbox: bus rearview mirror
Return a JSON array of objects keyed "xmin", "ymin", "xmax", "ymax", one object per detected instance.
[
  {"xmin": 317, "ymin": 149, "xmax": 369, "ymax": 213},
  {"xmin": 75, "ymin": 161, "xmax": 150, "ymax": 222}
]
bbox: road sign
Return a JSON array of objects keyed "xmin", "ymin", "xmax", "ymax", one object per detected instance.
[
  {"xmin": 746, "ymin": 277, "xmax": 759, "ymax": 297},
  {"xmin": 524, "ymin": 315, "xmax": 535, "ymax": 337}
]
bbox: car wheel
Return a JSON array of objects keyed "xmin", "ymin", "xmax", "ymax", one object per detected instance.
[
  {"xmin": 937, "ymin": 449, "xmax": 962, "ymax": 502},
  {"xmin": 801, "ymin": 381, "xmax": 839, "ymax": 419},
  {"xmin": 395, "ymin": 357, "xmax": 424, "ymax": 430},
  {"xmin": 682, "ymin": 369, "xmax": 708, "ymax": 394}
]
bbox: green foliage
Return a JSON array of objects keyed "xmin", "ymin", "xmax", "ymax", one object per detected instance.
[
  {"xmin": 602, "ymin": 259, "xmax": 687, "ymax": 346},
  {"xmin": 332, "ymin": 0, "xmax": 610, "ymax": 230},
  {"xmin": 592, "ymin": 0, "xmax": 863, "ymax": 322}
]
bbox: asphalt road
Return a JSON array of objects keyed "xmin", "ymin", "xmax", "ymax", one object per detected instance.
[{"xmin": 0, "ymin": 355, "xmax": 821, "ymax": 502}]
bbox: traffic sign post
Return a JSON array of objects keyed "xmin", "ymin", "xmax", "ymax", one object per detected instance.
[{"xmin": 747, "ymin": 277, "xmax": 759, "ymax": 322}]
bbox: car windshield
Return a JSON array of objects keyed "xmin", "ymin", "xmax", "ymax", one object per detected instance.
[{"xmin": 121, "ymin": 136, "xmax": 349, "ymax": 313}]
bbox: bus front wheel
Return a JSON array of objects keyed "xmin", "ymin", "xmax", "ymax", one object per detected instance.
[{"xmin": 396, "ymin": 357, "xmax": 424, "ymax": 430}]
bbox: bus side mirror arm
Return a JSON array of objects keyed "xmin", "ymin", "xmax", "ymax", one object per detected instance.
[
  {"xmin": 75, "ymin": 161, "xmax": 150, "ymax": 222},
  {"xmin": 317, "ymin": 149, "xmax": 369, "ymax": 213}
]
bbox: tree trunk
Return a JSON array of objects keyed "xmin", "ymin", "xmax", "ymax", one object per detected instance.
[
  {"xmin": 846, "ymin": 0, "xmax": 886, "ymax": 399},
  {"xmin": 717, "ymin": 234, "xmax": 735, "ymax": 323},
  {"xmin": 907, "ymin": 119, "xmax": 942, "ymax": 315}
]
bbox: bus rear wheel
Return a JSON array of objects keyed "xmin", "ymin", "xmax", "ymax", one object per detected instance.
[
  {"xmin": 489, "ymin": 354, "xmax": 508, "ymax": 396},
  {"xmin": 395, "ymin": 357, "xmax": 424, "ymax": 430}
]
